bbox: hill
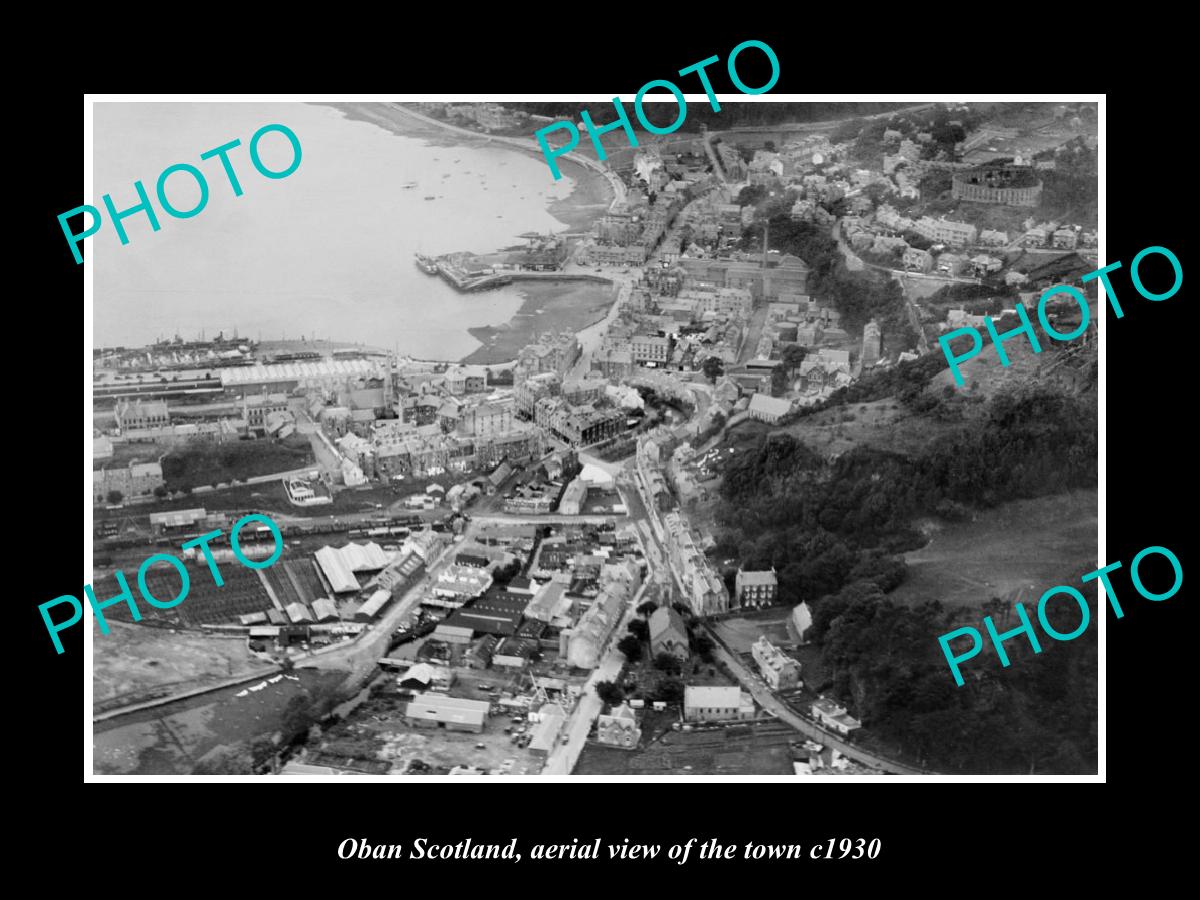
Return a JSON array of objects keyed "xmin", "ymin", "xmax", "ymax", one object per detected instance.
[{"xmin": 707, "ymin": 334, "xmax": 1097, "ymax": 772}]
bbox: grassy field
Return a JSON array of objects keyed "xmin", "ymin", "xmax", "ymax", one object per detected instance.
[
  {"xmin": 712, "ymin": 609, "xmax": 795, "ymax": 654},
  {"xmin": 93, "ymin": 621, "xmax": 274, "ymax": 711},
  {"xmin": 93, "ymin": 667, "xmax": 346, "ymax": 774},
  {"xmin": 720, "ymin": 398, "xmax": 959, "ymax": 461},
  {"xmin": 888, "ymin": 488, "xmax": 1097, "ymax": 621},
  {"xmin": 162, "ymin": 437, "xmax": 315, "ymax": 491}
]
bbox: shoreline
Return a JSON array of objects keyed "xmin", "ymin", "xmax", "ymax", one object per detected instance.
[
  {"xmin": 320, "ymin": 102, "xmax": 613, "ymax": 234},
  {"xmin": 460, "ymin": 279, "xmax": 619, "ymax": 367},
  {"xmin": 319, "ymin": 103, "xmax": 616, "ymax": 363}
]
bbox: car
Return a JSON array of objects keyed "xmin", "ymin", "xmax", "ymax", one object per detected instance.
[
  {"xmin": 503, "ymin": 726, "xmax": 512, "ymax": 735},
  {"xmin": 478, "ymin": 683, "xmax": 493, "ymax": 691},
  {"xmin": 475, "ymin": 742, "xmax": 486, "ymax": 750}
]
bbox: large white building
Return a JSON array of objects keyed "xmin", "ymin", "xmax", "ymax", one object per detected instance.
[
  {"xmin": 405, "ymin": 693, "xmax": 489, "ymax": 733},
  {"xmin": 683, "ymin": 686, "xmax": 755, "ymax": 722},
  {"xmin": 751, "ymin": 636, "xmax": 802, "ymax": 690},
  {"xmin": 812, "ymin": 697, "xmax": 862, "ymax": 735}
]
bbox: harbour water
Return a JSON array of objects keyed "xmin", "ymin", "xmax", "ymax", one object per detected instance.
[{"xmin": 92, "ymin": 102, "xmax": 581, "ymax": 359}]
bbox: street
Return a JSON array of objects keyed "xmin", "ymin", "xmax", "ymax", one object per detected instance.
[
  {"xmin": 542, "ymin": 579, "xmax": 648, "ymax": 775},
  {"xmin": 704, "ymin": 628, "xmax": 926, "ymax": 775}
]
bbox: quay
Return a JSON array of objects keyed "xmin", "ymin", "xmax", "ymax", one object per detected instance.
[{"xmin": 415, "ymin": 253, "xmax": 613, "ymax": 292}]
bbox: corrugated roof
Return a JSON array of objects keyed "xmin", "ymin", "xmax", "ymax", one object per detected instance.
[
  {"xmin": 748, "ymin": 394, "xmax": 793, "ymax": 416},
  {"xmin": 315, "ymin": 546, "xmax": 359, "ymax": 594},
  {"xmin": 311, "ymin": 598, "xmax": 339, "ymax": 622},
  {"xmin": 357, "ymin": 589, "xmax": 392, "ymax": 619},
  {"xmin": 221, "ymin": 359, "xmax": 376, "ymax": 386},
  {"xmin": 286, "ymin": 602, "xmax": 313, "ymax": 623}
]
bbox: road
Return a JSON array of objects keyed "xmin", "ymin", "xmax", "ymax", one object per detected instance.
[
  {"xmin": 290, "ymin": 540, "xmax": 456, "ymax": 679},
  {"xmin": 386, "ymin": 103, "xmax": 626, "ymax": 210},
  {"xmin": 831, "ymin": 219, "xmax": 931, "ymax": 356},
  {"xmin": 542, "ymin": 579, "xmax": 649, "ymax": 775},
  {"xmin": 566, "ymin": 272, "xmax": 639, "ymax": 380},
  {"xmin": 700, "ymin": 130, "xmax": 727, "ymax": 184},
  {"xmin": 704, "ymin": 627, "xmax": 929, "ymax": 775}
]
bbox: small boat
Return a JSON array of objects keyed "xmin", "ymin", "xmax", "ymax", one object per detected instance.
[
  {"xmin": 401, "ymin": 182, "xmax": 417, "ymax": 189},
  {"xmin": 268, "ymin": 674, "xmax": 284, "ymax": 684},
  {"xmin": 285, "ymin": 674, "xmax": 300, "ymax": 681},
  {"xmin": 235, "ymin": 690, "xmax": 249, "ymax": 698},
  {"xmin": 249, "ymin": 681, "xmax": 268, "ymax": 692},
  {"xmin": 424, "ymin": 195, "xmax": 436, "ymax": 201}
]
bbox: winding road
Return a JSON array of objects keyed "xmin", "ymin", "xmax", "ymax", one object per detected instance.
[{"xmin": 703, "ymin": 626, "xmax": 931, "ymax": 775}]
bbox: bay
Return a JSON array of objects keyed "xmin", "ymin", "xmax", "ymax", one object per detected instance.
[{"xmin": 92, "ymin": 101, "xmax": 578, "ymax": 359}]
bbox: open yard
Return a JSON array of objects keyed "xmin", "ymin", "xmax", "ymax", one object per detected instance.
[
  {"xmin": 93, "ymin": 621, "xmax": 274, "ymax": 712},
  {"xmin": 720, "ymin": 398, "xmax": 959, "ymax": 461},
  {"xmin": 576, "ymin": 716, "xmax": 797, "ymax": 776},
  {"xmin": 888, "ymin": 489, "xmax": 1097, "ymax": 621},
  {"xmin": 711, "ymin": 608, "xmax": 795, "ymax": 654},
  {"xmin": 162, "ymin": 436, "xmax": 315, "ymax": 491},
  {"xmin": 93, "ymin": 667, "xmax": 346, "ymax": 774},
  {"xmin": 323, "ymin": 705, "xmax": 544, "ymax": 776}
]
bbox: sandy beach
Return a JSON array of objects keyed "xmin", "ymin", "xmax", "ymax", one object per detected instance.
[{"xmin": 461, "ymin": 279, "xmax": 618, "ymax": 366}]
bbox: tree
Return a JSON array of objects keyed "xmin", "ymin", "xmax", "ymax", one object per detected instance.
[
  {"xmin": 701, "ymin": 356, "xmax": 725, "ymax": 385},
  {"xmin": 192, "ymin": 743, "xmax": 255, "ymax": 774},
  {"xmin": 153, "ymin": 485, "xmax": 168, "ymax": 498},
  {"xmin": 492, "ymin": 559, "xmax": 522, "ymax": 585},
  {"xmin": 694, "ymin": 634, "xmax": 716, "ymax": 662},
  {"xmin": 616, "ymin": 635, "xmax": 643, "ymax": 662},
  {"xmin": 595, "ymin": 680, "xmax": 625, "ymax": 706},
  {"xmin": 782, "ymin": 344, "xmax": 807, "ymax": 376},
  {"xmin": 105, "ymin": 490, "xmax": 123, "ymax": 505},
  {"xmin": 280, "ymin": 695, "xmax": 315, "ymax": 743},
  {"xmin": 627, "ymin": 619, "xmax": 649, "ymax": 642},
  {"xmin": 654, "ymin": 652, "xmax": 681, "ymax": 674},
  {"xmin": 637, "ymin": 600, "xmax": 659, "ymax": 619},
  {"xmin": 736, "ymin": 184, "xmax": 767, "ymax": 206},
  {"xmin": 656, "ymin": 677, "xmax": 684, "ymax": 703},
  {"xmin": 771, "ymin": 366, "xmax": 789, "ymax": 397}
]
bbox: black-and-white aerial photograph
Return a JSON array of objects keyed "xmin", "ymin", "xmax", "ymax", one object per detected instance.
[{"xmin": 87, "ymin": 98, "xmax": 1100, "ymax": 778}]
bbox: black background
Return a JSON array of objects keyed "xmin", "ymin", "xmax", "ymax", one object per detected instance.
[{"xmin": 21, "ymin": 22, "xmax": 1188, "ymax": 886}]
